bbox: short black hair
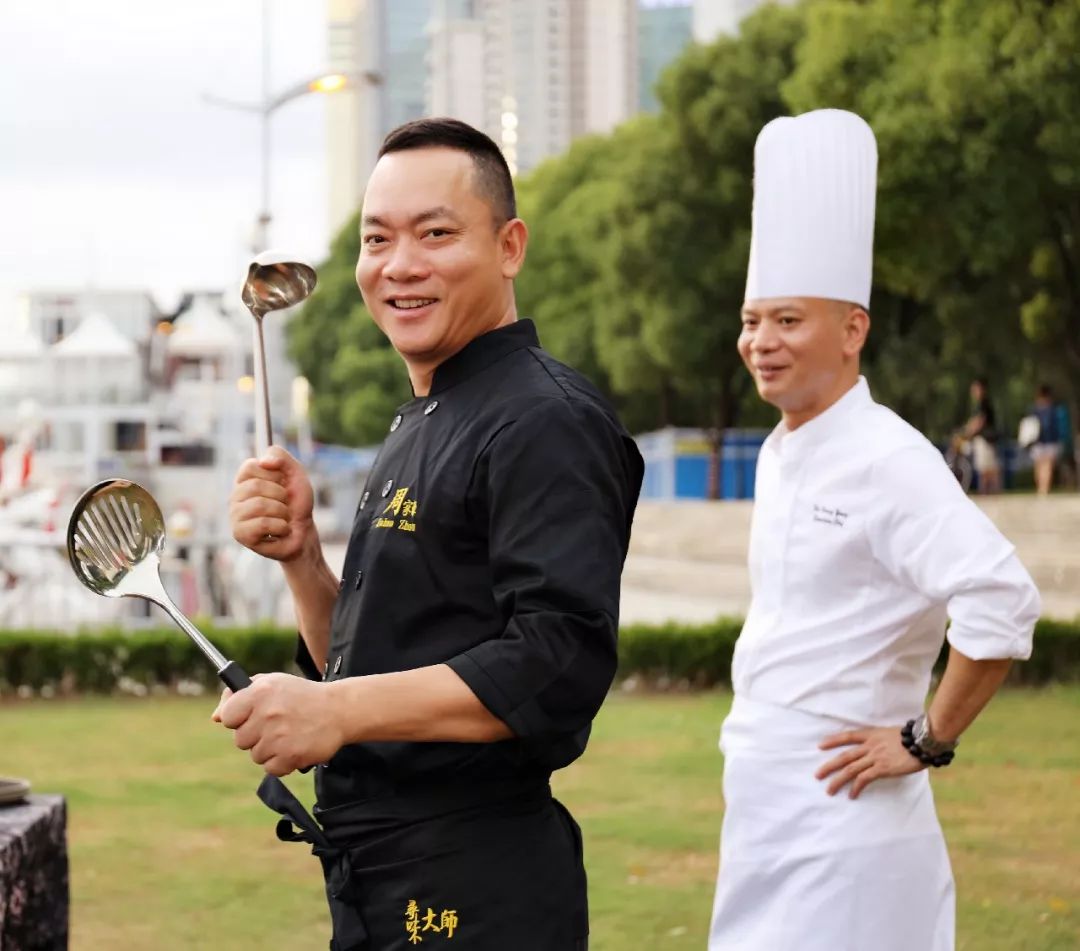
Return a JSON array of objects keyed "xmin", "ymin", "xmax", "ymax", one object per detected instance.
[
  {"xmin": 973, "ymin": 376, "xmax": 988, "ymax": 389},
  {"xmin": 1038, "ymin": 383, "xmax": 1054, "ymax": 399},
  {"xmin": 378, "ymin": 117, "xmax": 517, "ymax": 224}
]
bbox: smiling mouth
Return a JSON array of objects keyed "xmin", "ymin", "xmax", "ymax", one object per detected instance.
[{"xmin": 388, "ymin": 298, "xmax": 437, "ymax": 310}]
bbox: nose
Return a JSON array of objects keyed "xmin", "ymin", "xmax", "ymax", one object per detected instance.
[
  {"xmin": 750, "ymin": 321, "xmax": 781, "ymax": 353},
  {"xmin": 383, "ymin": 238, "xmax": 428, "ymax": 283}
]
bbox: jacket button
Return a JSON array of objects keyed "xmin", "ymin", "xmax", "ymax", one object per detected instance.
[
  {"xmin": 360, "ymin": 490, "xmax": 370, "ymax": 508},
  {"xmin": 424, "ymin": 401, "xmax": 439, "ymax": 415},
  {"xmin": 381, "ymin": 480, "xmax": 394, "ymax": 497},
  {"xmin": 354, "ymin": 569, "xmax": 363, "ymax": 590},
  {"xmin": 390, "ymin": 414, "xmax": 403, "ymax": 432},
  {"xmin": 333, "ymin": 656, "xmax": 342, "ymax": 674}
]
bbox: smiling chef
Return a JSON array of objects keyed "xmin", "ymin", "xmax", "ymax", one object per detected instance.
[
  {"xmin": 707, "ymin": 109, "xmax": 1041, "ymax": 951},
  {"xmin": 219, "ymin": 117, "xmax": 643, "ymax": 950}
]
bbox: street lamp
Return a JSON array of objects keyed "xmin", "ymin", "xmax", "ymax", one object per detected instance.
[{"xmin": 203, "ymin": 7, "xmax": 381, "ymax": 252}]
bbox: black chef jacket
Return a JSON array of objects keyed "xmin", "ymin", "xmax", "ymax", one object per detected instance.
[{"xmin": 296, "ymin": 318, "xmax": 643, "ymax": 814}]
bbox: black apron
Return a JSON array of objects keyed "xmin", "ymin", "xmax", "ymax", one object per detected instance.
[{"xmin": 258, "ymin": 776, "xmax": 589, "ymax": 951}]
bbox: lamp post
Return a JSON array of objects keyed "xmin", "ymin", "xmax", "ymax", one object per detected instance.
[{"xmin": 203, "ymin": 5, "xmax": 381, "ymax": 252}]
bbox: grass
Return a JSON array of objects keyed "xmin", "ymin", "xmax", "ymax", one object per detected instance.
[{"xmin": 2, "ymin": 688, "xmax": 1078, "ymax": 950}]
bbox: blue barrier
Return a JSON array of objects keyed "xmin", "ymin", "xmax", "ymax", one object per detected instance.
[{"xmin": 636, "ymin": 428, "xmax": 768, "ymax": 501}]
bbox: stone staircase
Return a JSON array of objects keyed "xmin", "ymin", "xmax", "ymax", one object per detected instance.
[{"xmin": 618, "ymin": 496, "xmax": 1080, "ymax": 624}]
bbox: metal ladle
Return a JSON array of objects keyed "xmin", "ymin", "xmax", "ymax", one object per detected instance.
[
  {"xmin": 241, "ymin": 251, "xmax": 317, "ymax": 455},
  {"xmin": 66, "ymin": 479, "xmax": 252, "ymax": 691}
]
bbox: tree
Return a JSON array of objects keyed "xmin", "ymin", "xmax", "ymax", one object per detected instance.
[
  {"xmin": 515, "ymin": 119, "xmax": 674, "ymax": 434},
  {"xmin": 784, "ymin": 0, "xmax": 1080, "ymax": 435},
  {"xmin": 596, "ymin": 4, "xmax": 807, "ymax": 492}
]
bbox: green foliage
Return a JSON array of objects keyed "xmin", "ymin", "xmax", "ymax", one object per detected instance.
[
  {"xmin": 784, "ymin": 0, "xmax": 1080, "ymax": 431},
  {"xmin": 2, "ymin": 617, "xmax": 1077, "ymax": 696},
  {"xmin": 0, "ymin": 625, "xmax": 299, "ymax": 695},
  {"xmin": 288, "ymin": 0, "xmax": 1079, "ymax": 448},
  {"xmin": 606, "ymin": 4, "xmax": 806, "ymax": 431}
]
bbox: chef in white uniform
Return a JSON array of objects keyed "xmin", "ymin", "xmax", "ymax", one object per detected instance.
[{"xmin": 708, "ymin": 109, "xmax": 1041, "ymax": 951}]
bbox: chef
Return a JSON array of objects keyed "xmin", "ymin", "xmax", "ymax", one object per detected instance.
[
  {"xmin": 708, "ymin": 109, "xmax": 1041, "ymax": 951},
  {"xmin": 217, "ymin": 117, "xmax": 643, "ymax": 950}
]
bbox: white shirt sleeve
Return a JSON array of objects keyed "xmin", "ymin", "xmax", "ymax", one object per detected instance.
[{"xmin": 867, "ymin": 444, "xmax": 1040, "ymax": 661}]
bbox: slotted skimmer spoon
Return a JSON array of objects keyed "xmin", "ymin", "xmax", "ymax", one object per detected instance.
[{"xmin": 66, "ymin": 479, "xmax": 252, "ymax": 692}]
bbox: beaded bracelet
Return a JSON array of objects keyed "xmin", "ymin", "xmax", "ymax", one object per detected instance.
[{"xmin": 900, "ymin": 719, "xmax": 956, "ymax": 767}]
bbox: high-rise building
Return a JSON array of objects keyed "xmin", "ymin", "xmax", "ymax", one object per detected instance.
[
  {"xmin": 583, "ymin": 0, "xmax": 638, "ymax": 137},
  {"xmin": 474, "ymin": 0, "xmax": 637, "ymax": 174},
  {"xmin": 326, "ymin": 0, "xmax": 383, "ymax": 237},
  {"xmin": 384, "ymin": 0, "xmax": 435, "ymax": 130},
  {"xmin": 325, "ymin": 0, "xmax": 433, "ymax": 237},
  {"xmin": 638, "ymin": 0, "xmax": 694, "ymax": 113},
  {"xmin": 326, "ymin": 0, "xmax": 640, "ymax": 233},
  {"xmin": 426, "ymin": 0, "xmax": 486, "ymax": 129}
]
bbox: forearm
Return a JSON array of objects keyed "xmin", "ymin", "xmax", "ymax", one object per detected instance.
[
  {"xmin": 281, "ymin": 533, "xmax": 339, "ymax": 672},
  {"xmin": 328, "ymin": 664, "xmax": 513, "ymax": 744},
  {"xmin": 926, "ymin": 646, "xmax": 1012, "ymax": 743}
]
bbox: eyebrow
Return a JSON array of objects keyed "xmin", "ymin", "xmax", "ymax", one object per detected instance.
[
  {"xmin": 741, "ymin": 306, "xmax": 806, "ymax": 318},
  {"xmin": 361, "ymin": 207, "xmax": 463, "ymax": 229}
]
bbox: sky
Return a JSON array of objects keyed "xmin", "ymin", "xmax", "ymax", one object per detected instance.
[{"xmin": 0, "ymin": 0, "xmax": 333, "ymax": 322}]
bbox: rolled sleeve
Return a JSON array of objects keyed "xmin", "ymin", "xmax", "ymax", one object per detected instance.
[
  {"xmin": 445, "ymin": 397, "xmax": 642, "ymax": 739},
  {"xmin": 869, "ymin": 445, "xmax": 1040, "ymax": 660}
]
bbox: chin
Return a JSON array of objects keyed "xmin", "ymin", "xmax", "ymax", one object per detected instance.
[
  {"xmin": 755, "ymin": 380, "xmax": 786, "ymax": 405},
  {"xmin": 382, "ymin": 316, "xmax": 437, "ymax": 350}
]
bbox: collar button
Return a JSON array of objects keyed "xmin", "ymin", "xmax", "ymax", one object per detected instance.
[{"xmin": 424, "ymin": 401, "xmax": 439, "ymax": 416}]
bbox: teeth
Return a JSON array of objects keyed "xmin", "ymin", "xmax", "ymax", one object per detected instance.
[{"xmin": 392, "ymin": 298, "xmax": 436, "ymax": 309}]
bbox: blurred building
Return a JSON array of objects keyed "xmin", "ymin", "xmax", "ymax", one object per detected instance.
[
  {"xmin": 0, "ymin": 289, "xmax": 297, "ymax": 538},
  {"xmin": 325, "ymin": 0, "xmax": 640, "ymax": 234},
  {"xmin": 477, "ymin": 0, "xmax": 638, "ymax": 174},
  {"xmin": 638, "ymin": 0, "xmax": 694, "ymax": 113},
  {"xmin": 325, "ymin": 0, "xmax": 389, "ymax": 238},
  {"xmin": 0, "ymin": 287, "xmax": 375, "ymax": 627},
  {"xmin": 427, "ymin": 0, "xmax": 485, "ymax": 130}
]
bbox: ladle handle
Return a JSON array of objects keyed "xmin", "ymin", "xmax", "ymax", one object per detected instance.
[
  {"xmin": 252, "ymin": 319, "xmax": 273, "ymax": 455},
  {"xmin": 219, "ymin": 661, "xmax": 253, "ymax": 692}
]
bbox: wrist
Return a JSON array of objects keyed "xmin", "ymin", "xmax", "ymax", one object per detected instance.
[
  {"xmin": 281, "ymin": 519, "xmax": 323, "ymax": 566},
  {"xmin": 327, "ymin": 676, "xmax": 384, "ymax": 746},
  {"xmin": 281, "ymin": 532, "xmax": 331, "ymax": 588},
  {"xmin": 925, "ymin": 712, "xmax": 959, "ymax": 747},
  {"xmin": 900, "ymin": 715, "xmax": 957, "ymax": 767},
  {"xmin": 325, "ymin": 677, "xmax": 360, "ymax": 747}
]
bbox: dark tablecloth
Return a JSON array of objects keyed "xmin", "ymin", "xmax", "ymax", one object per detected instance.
[{"xmin": 0, "ymin": 795, "xmax": 69, "ymax": 950}]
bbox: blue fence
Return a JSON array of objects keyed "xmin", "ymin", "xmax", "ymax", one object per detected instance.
[{"xmin": 636, "ymin": 428, "xmax": 769, "ymax": 501}]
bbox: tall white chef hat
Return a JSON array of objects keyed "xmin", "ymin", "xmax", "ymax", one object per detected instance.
[{"xmin": 744, "ymin": 109, "xmax": 878, "ymax": 309}]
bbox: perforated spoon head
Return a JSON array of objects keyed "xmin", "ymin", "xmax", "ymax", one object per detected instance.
[{"xmin": 66, "ymin": 479, "xmax": 165, "ymax": 598}]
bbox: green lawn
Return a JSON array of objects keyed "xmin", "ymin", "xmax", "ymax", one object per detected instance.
[{"xmin": 2, "ymin": 688, "xmax": 1078, "ymax": 950}]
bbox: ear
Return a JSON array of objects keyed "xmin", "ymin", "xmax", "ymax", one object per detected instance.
[
  {"xmin": 499, "ymin": 218, "xmax": 529, "ymax": 279},
  {"xmin": 842, "ymin": 305, "xmax": 870, "ymax": 358}
]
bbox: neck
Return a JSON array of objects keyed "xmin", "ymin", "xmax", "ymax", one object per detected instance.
[
  {"xmin": 406, "ymin": 304, "xmax": 518, "ymax": 397},
  {"xmin": 781, "ymin": 369, "xmax": 860, "ymax": 432}
]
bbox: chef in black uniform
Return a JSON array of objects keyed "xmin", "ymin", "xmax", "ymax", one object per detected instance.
[{"xmin": 216, "ymin": 117, "xmax": 644, "ymax": 951}]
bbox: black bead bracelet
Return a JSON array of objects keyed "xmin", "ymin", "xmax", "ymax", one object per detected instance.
[{"xmin": 900, "ymin": 719, "xmax": 955, "ymax": 768}]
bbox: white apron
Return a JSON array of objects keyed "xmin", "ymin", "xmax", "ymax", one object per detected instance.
[{"xmin": 709, "ymin": 696, "xmax": 955, "ymax": 951}]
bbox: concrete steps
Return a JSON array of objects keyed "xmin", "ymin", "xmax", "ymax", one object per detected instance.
[{"xmin": 618, "ymin": 496, "xmax": 1080, "ymax": 624}]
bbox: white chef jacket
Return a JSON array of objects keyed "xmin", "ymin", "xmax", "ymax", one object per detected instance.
[
  {"xmin": 710, "ymin": 377, "xmax": 1040, "ymax": 951},
  {"xmin": 733, "ymin": 376, "xmax": 1040, "ymax": 727}
]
